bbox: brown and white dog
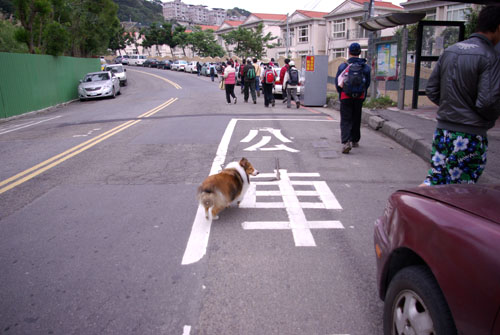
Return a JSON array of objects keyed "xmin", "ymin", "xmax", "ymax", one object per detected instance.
[{"xmin": 197, "ymin": 158, "xmax": 259, "ymax": 220}]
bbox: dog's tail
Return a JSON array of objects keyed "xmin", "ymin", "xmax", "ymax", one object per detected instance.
[{"xmin": 197, "ymin": 187, "xmax": 215, "ymax": 209}]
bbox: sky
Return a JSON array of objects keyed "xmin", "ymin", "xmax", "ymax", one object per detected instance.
[{"xmin": 172, "ymin": 0, "xmax": 404, "ymax": 15}]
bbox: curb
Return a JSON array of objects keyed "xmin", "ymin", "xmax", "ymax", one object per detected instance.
[{"xmin": 361, "ymin": 108, "xmax": 432, "ymax": 163}]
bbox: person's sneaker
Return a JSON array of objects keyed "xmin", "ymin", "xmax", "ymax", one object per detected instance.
[
  {"xmin": 253, "ymin": 100, "xmax": 256, "ymax": 104},
  {"xmin": 282, "ymin": 98, "xmax": 287, "ymax": 104},
  {"xmin": 257, "ymin": 91, "xmax": 260, "ymax": 97},
  {"xmin": 296, "ymin": 101, "xmax": 300, "ymax": 109},
  {"xmin": 352, "ymin": 142, "xmax": 359, "ymax": 148},
  {"xmin": 342, "ymin": 142, "xmax": 352, "ymax": 154},
  {"xmin": 226, "ymin": 102, "xmax": 231, "ymax": 105},
  {"xmin": 244, "ymin": 100, "xmax": 248, "ymax": 103},
  {"xmin": 272, "ymin": 100, "xmax": 275, "ymax": 107},
  {"xmin": 234, "ymin": 97, "xmax": 237, "ymax": 104}
]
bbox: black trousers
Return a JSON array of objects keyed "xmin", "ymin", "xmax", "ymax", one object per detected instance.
[
  {"xmin": 340, "ymin": 98, "xmax": 363, "ymax": 144},
  {"xmin": 262, "ymin": 83, "xmax": 274, "ymax": 106},
  {"xmin": 244, "ymin": 80, "xmax": 256, "ymax": 102},
  {"xmin": 225, "ymin": 84, "xmax": 236, "ymax": 103}
]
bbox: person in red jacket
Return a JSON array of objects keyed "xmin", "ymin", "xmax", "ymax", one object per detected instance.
[{"xmin": 280, "ymin": 59, "xmax": 290, "ymax": 103}]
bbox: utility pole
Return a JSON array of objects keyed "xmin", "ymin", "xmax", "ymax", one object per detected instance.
[
  {"xmin": 397, "ymin": 25, "xmax": 408, "ymax": 110},
  {"xmin": 367, "ymin": 0, "xmax": 377, "ymax": 100}
]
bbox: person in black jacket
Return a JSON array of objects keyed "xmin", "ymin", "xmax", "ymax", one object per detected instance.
[
  {"xmin": 243, "ymin": 59, "xmax": 257, "ymax": 104},
  {"xmin": 422, "ymin": 5, "xmax": 500, "ymax": 186}
]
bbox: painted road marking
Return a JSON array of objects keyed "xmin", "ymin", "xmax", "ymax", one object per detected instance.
[
  {"xmin": 182, "ymin": 118, "xmax": 336, "ymax": 265},
  {"xmin": 241, "ymin": 169, "xmax": 344, "ymax": 247},
  {"xmin": 0, "ymin": 98, "xmax": 178, "ymax": 195},
  {"xmin": 129, "ymin": 69, "xmax": 182, "ymax": 89},
  {"xmin": 0, "ymin": 115, "xmax": 63, "ymax": 135}
]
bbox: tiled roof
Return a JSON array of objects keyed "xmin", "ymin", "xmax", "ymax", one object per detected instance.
[
  {"xmin": 197, "ymin": 25, "xmax": 220, "ymax": 31},
  {"xmin": 224, "ymin": 20, "xmax": 244, "ymax": 26},
  {"xmin": 352, "ymin": 0, "xmax": 403, "ymax": 10},
  {"xmin": 252, "ymin": 13, "xmax": 288, "ymax": 21},
  {"xmin": 296, "ymin": 10, "xmax": 329, "ymax": 18}
]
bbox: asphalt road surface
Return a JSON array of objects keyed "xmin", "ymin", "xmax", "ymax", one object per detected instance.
[{"xmin": 0, "ymin": 66, "xmax": 429, "ymax": 335}]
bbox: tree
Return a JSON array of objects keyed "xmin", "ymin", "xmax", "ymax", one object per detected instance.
[
  {"xmin": 109, "ymin": 25, "xmax": 128, "ymax": 56},
  {"xmin": 13, "ymin": 0, "xmax": 52, "ymax": 53},
  {"xmin": 43, "ymin": 21, "xmax": 68, "ymax": 55},
  {"xmin": 12, "ymin": 0, "xmax": 121, "ymax": 57},
  {"xmin": 0, "ymin": 19, "xmax": 29, "ymax": 53},
  {"xmin": 222, "ymin": 23, "xmax": 276, "ymax": 59},
  {"xmin": 172, "ymin": 25, "xmax": 188, "ymax": 56},
  {"xmin": 188, "ymin": 26, "xmax": 224, "ymax": 58}
]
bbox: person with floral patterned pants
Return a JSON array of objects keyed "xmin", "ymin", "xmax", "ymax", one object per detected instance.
[
  {"xmin": 423, "ymin": 5, "xmax": 500, "ymax": 186},
  {"xmin": 423, "ymin": 129, "xmax": 488, "ymax": 185}
]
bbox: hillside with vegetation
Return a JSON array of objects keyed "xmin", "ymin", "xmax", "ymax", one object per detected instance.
[
  {"xmin": 114, "ymin": 0, "xmax": 164, "ymax": 26},
  {"xmin": 227, "ymin": 7, "xmax": 250, "ymax": 18}
]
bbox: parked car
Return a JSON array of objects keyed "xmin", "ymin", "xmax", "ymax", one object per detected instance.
[
  {"xmin": 121, "ymin": 55, "xmax": 129, "ymax": 65},
  {"xmin": 78, "ymin": 71, "xmax": 120, "ymax": 101},
  {"xmin": 374, "ymin": 184, "xmax": 500, "ymax": 335},
  {"xmin": 201, "ymin": 63, "xmax": 217, "ymax": 77},
  {"xmin": 185, "ymin": 61, "xmax": 198, "ymax": 74},
  {"xmin": 143, "ymin": 58, "xmax": 159, "ymax": 68},
  {"xmin": 128, "ymin": 55, "xmax": 146, "ymax": 66},
  {"xmin": 172, "ymin": 60, "xmax": 188, "ymax": 71},
  {"xmin": 158, "ymin": 60, "xmax": 172, "ymax": 70},
  {"xmin": 272, "ymin": 68, "xmax": 302, "ymax": 97},
  {"xmin": 104, "ymin": 64, "xmax": 127, "ymax": 86}
]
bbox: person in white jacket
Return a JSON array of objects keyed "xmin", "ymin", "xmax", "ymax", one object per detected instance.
[{"xmin": 283, "ymin": 61, "xmax": 300, "ymax": 109}]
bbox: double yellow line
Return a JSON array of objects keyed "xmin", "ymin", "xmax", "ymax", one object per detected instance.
[{"xmin": 0, "ymin": 98, "xmax": 178, "ymax": 195}]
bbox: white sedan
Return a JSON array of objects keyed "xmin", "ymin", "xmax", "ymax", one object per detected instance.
[
  {"xmin": 185, "ymin": 61, "xmax": 198, "ymax": 74},
  {"xmin": 78, "ymin": 71, "xmax": 121, "ymax": 101}
]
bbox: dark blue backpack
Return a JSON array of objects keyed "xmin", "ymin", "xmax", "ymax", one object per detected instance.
[{"xmin": 343, "ymin": 63, "xmax": 366, "ymax": 98}]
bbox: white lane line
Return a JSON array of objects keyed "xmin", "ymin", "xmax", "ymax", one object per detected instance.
[
  {"xmin": 182, "ymin": 325, "xmax": 191, "ymax": 334},
  {"xmin": 181, "ymin": 118, "xmax": 237, "ymax": 265},
  {"xmin": 0, "ymin": 116, "xmax": 62, "ymax": 135}
]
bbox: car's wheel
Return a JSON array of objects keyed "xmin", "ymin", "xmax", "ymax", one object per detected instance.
[{"xmin": 383, "ymin": 266, "xmax": 456, "ymax": 335}]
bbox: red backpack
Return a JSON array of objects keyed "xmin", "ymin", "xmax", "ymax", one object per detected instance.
[{"xmin": 265, "ymin": 69, "xmax": 275, "ymax": 84}]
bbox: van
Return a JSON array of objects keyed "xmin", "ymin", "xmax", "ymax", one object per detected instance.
[{"xmin": 128, "ymin": 55, "xmax": 146, "ymax": 66}]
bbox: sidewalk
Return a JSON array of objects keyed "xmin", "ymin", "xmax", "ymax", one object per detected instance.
[{"xmin": 323, "ymin": 103, "xmax": 500, "ymax": 184}]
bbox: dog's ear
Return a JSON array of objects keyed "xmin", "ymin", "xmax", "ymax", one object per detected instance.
[{"xmin": 239, "ymin": 157, "xmax": 249, "ymax": 168}]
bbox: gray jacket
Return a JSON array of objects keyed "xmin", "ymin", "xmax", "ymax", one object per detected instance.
[{"xmin": 426, "ymin": 33, "xmax": 500, "ymax": 136}]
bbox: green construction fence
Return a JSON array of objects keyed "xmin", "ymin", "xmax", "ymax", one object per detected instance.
[{"xmin": 0, "ymin": 53, "xmax": 100, "ymax": 119}]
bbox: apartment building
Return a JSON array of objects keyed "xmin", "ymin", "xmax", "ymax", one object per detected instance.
[
  {"xmin": 163, "ymin": 0, "xmax": 227, "ymax": 26},
  {"xmin": 274, "ymin": 10, "xmax": 328, "ymax": 60},
  {"xmin": 325, "ymin": 0, "xmax": 403, "ymax": 60},
  {"xmin": 216, "ymin": 13, "xmax": 287, "ymax": 60}
]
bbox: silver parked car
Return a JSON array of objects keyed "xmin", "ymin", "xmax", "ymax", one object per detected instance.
[{"xmin": 78, "ymin": 71, "xmax": 120, "ymax": 101}]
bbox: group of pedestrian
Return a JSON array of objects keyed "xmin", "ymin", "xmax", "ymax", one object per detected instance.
[
  {"xmin": 218, "ymin": 57, "xmax": 301, "ymax": 108},
  {"xmin": 213, "ymin": 3, "xmax": 500, "ymax": 188}
]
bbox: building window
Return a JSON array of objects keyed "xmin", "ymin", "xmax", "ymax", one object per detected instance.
[
  {"xmin": 332, "ymin": 48, "xmax": 345, "ymax": 58},
  {"xmin": 298, "ymin": 25, "xmax": 308, "ymax": 43},
  {"xmin": 333, "ymin": 19, "xmax": 345, "ymax": 39},
  {"xmin": 447, "ymin": 4, "xmax": 471, "ymax": 21}
]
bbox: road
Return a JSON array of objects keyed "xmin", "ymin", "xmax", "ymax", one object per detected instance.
[{"xmin": 0, "ymin": 66, "xmax": 428, "ymax": 335}]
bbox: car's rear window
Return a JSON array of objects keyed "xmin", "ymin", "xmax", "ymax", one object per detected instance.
[{"xmin": 85, "ymin": 73, "xmax": 110, "ymax": 82}]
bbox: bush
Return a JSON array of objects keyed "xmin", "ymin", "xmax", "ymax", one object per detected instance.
[
  {"xmin": 363, "ymin": 95, "xmax": 396, "ymax": 109},
  {"xmin": 326, "ymin": 92, "xmax": 338, "ymax": 104}
]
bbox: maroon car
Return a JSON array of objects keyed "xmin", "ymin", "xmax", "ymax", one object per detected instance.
[{"xmin": 374, "ymin": 184, "xmax": 500, "ymax": 335}]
